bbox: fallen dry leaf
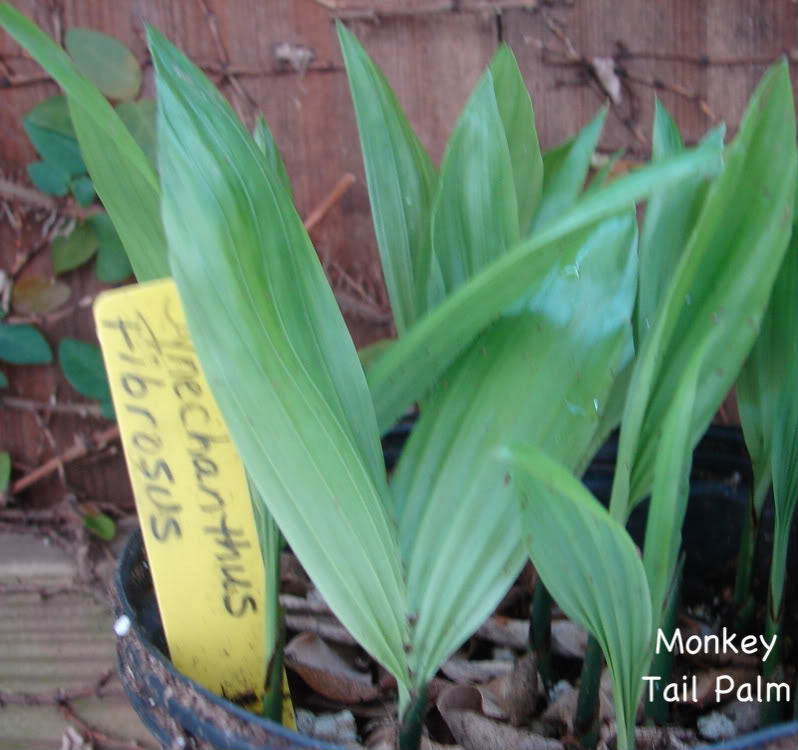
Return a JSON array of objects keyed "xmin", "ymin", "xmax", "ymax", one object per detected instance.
[
  {"xmin": 590, "ymin": 57, "xmax": 622, "ymax": 106},
  {"xmin": 543, "ymin": 668, "xmax": 615, "ymax": 733},
  {"xmin": 551, "ymin": 620, "xmax": 587, "ymax": 659},
  {"xmin": 597, "ymin": 722, "xmax": 696, "ymax": 750},
  {"xmin": 285, "ymin": 632, "xmax": 382, "ymax": 703},
  {"xmin": 441, "ymin": 656, "xmax": 513, "ymax": 684},
  {"xmin": 481, "ymin": 652, "xmax": 539, "ymax": 727},
  {"xmin": 365, "ymin": 722, "xmax": 461, "ymax": 750},
  {"xmin": 438, "ymin": 685, "xmax": 563, "ymax": 750}
]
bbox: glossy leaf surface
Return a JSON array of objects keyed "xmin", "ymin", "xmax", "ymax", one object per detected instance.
[{"xmin": 150, "ymin": 28, "xmax": 410, "ymax": 699}]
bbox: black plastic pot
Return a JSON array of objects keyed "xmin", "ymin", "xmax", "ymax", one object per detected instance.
[
  {"xmin": 115, "ymin": 528, "xmax": 345, "ymax": 750},
  {"xmin": 115, "ymin": 423, "xmax": 795, "ymax": 750}
]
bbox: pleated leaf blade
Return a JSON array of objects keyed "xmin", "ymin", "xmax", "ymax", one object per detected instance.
[
  {"xmin": 149, "ymin": 28, "xmax": 409, "ymax": 693},
  {"xmin": 366, "ymin": 138, "xmax": 723, "ymax": 433},
  {"xmin": 642, "ymin": 342, "xmax": 704, "ymax": 621},
  {"xmin": 338, "ymin": 23, "xmax": 439, "ymax": 333},
  {"xmin": 743, "ymin": 221, "xmax": 798, "ymax": 613},
  {"xmin": 489, "ymin": 46, "xmax": 543, "ymax": 234},
  {"xmin": 611, "ymin": 60, "xmax": 797, "ymax": 518},
  {"xmin": 530, "ymin": 108, "xmax": 606, "ymax": 232},
  {"xmin": 636, "ymin": 100, "xmax": 724, "ymax": 344},
  {"xmin": 508, "ymin": 446, "xmax": 652, "ymax": 750},
  {"xmin": 395, "ymin": 212, "xmax": 638, "ymax": 684}
]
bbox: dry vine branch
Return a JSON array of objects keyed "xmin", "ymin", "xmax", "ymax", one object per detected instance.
[
  {"xmin": 2, "ymin": 395, "xmax": 105, "ymax": 418},
  {"xmin": 0, "ymin": 669, "xmax": 114, "ymax": 707},
  {"xmin": 0, "ymin": 177, "xmax": 102, "ymax": 219}
]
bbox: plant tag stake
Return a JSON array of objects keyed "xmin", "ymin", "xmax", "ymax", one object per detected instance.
[{"xmin": 95, "ymin": 278, "xmax": 295, "ymax": 726}]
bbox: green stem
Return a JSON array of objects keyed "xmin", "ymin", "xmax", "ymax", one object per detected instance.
[
  {"xmin": 760, "ymin": 588, "xmax": 787, "ymax": 726},
  {"xmin": 732, "ymin": 490, "xmax": 762, "ymax": 624},
  {"xmin": 399, "ymin": 682, "xmax": 428, "ymax": 750},
  {"xmin": 529, "ymin": 582, "xmax": 553, "ymax": 691},
  {"xmin": 644, "ymin": 555, "xmax": 684, "ymax": 725},
  {"xmin": 575, "ymin": 635, "xmax": 603, "ymax": 749},
  {"xmin": 262, "ymin": 611, "xmax": 286, "ymax": 722}
]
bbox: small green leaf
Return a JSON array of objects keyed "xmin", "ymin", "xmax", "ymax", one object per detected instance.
[
  {"xmin": 23, "ymin": 119, "xmax": 85, "ymax": 177},
  {"xmin": 338, "ymin": 23, "xmax": 439, "ymax": 332},
  {"xmin": 58, "ymin": 338, "xmax": 112, "ymax": 404},
  {"xmin": 489, "ymin": 45, "xmax": 543, "ymax": 233},
  {"xmin": 508, "ymin": 446, "xmax": 652, "ymax": 750},
  {"xmin": 70, "ymin": 174, "xmax": 95, "ymax": 206},
  {"xmin": 530, "ymin": 107, "xmax": 607, "ymax": 232},
  {"xmin": 25, "ymin": 94, "xmax": 74, "ymax": 136},
  {"xmin": 91, "ymin": 212, "xmax": 133, "ymax": 283},
  {"xmin": 12, "ymin": 276, "xmax": 71, "ymax": 314},
  {"xmin": 83, "ymin": 511, "xmax": 116, "ymax": 541},
  {"xmin": 116, "ymin": 98, "xmax": 157, "ymax": 168},
  {"xmin": 27, "ymin": 159, "xmax": 70, "ymax": 196},
  {"xmin": 65, "ymin": 28, "xmax": 141, "ymax": 100},
  {"xmin": 51, "ymin": 222, "xmax": 98, "ymax": 274},
  {"xmin": 0, "ymin": 4, "xmax": 168, "ymax": 282},
  {"xmin": 0, "ymin": 371, "xmax": 8, "ymax": 388},
  {"xmin": 0, "ymin": 323, "xmax": 52, "ymax": 364},
  {"xmin": 431, "ymin": 64, "xmax": 519, "ymax": 294},
  {"xmin": 0, "ymin": 452, "xmax": 10, "ymax": 492}
]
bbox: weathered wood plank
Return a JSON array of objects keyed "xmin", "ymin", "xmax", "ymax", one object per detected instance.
[{"xmin": 502, "ymin": 0, "xmax": 796, "ymax": 154}]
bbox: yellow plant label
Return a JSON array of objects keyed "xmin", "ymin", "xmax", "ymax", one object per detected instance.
[{"xmin": 95, "ymin": 278, "xmax": 295, "ymax": 728}]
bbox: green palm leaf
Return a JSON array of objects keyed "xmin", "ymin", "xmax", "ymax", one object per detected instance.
[
  {"xmin": 366, "ymin": 138, "xmax": 723, "ymax": 433},
  {"xmin": 338, "ymin": 23, "xmax": 440, "ymax": 333},
  {"xmin": 149, "ymin": 28, "xmax": 410, "ymax": 700},
  {"xmin": 610, "ymin": 60, "xmax": 797, "ymax": 519},
  {"xmin": 507, "ymin": 446, "xmax": 652, "ymax": 750},
  {"xmin": 395, "ymin": 212, "xmax": 638, "ymax": 684}
]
